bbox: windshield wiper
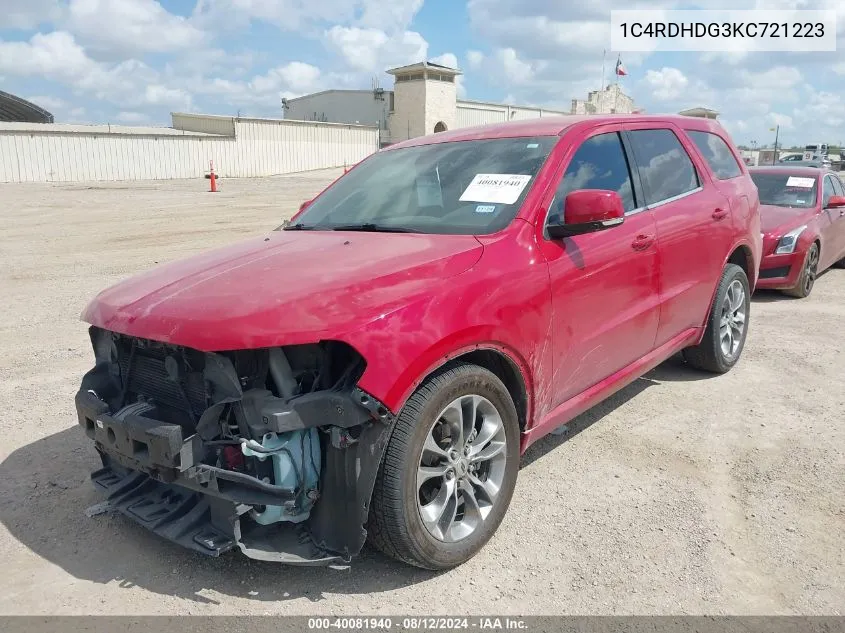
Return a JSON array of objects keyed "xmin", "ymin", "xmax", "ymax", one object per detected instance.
[
  {"xmin": 282, "ymin": 222, "xmax": 319, "ymax": 231},
  {"xmin": 330, "ymin": 223, "xmax": 417, "ymax": 233}
]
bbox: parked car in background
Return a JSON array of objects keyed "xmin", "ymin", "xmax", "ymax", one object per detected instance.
[
  {"xmin": 750, "ymin": 166, "xmax": 845, "ymax": 297},
  {"xmin": 775, "ymin": 159, "xmax": 832, "ymax": 170},
  {"xmin": 76, "ymin": 114, "xmax": 761, "ymax": 570}
]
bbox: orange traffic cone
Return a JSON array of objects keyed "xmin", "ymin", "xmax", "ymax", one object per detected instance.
[{"xmin": 209, "ymin": 160, "xmax": 217, "ymax": 192}]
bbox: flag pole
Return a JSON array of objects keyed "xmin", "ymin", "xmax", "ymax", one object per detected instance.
[
  {"xmin": 600, "ymin": 49, "xmax": 606, "ymax": 91},
  {"xmin": 614, "ymin": 54, "xmax": 620, "ymax": 113}
]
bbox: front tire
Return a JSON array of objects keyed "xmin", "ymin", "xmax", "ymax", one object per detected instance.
[
  {"xmin": 367, "ymin": 363, "xmax": 520, "ymax": 570},
  {"xmin": 783, "ymin": 243, "xmax": 819, "ymax": 298},
  {"xmin": 683, "ymin": 263, "xmax": 750, "ymax": 374}
]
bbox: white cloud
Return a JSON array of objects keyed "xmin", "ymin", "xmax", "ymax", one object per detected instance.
[
  {"xmin": 250, "ymin": 62, "xmax": 324, "ymax": 96},
  {"xmin": 193, "ymin": 0, "xmax": 423, "ymax": 33},
  {"xmin": 797, "ymin": 91, "xmax": 845, "ymax": 130},
  {"xmin": 643, "ymin": 67, "xmax": 689, "ymax": 101},
  {"xmin": 357, "ymin": 0, "xmax": 424, "ymax": 32},
  {"xmin": 26, "ymin": 95, "xmax": 65, "ymax": 111},
  {"xmin": 768, "ymin": 113, "xmax": 794, "ymax": 129},
  {"xmin": 325, "ymin": 26, "xmax": 427, "ymax": 73},
  {"xmin": 65, "ymin": 0, "xmax": 207, "ymax": 54},
  {"xmin": 0, "ymin": 32, "xmax": 99, "ymax": 82},
  {"xmin": 116, "ymin": 111, "xmax": 150, "ymax": 123},
  {"xmin": 0, "ymin": 31, "xmax": 193, "ymax": 111},
  {"xmin": 144, "ymin": 85, "xmax": 193, "ymax": 110},
  {"xmin": 0, "ymin": 0, "xmax": 65, "ymax": 29},
  {"xmin": 466, "ymin": 50, "xmax": 485, "ymax": 70}
]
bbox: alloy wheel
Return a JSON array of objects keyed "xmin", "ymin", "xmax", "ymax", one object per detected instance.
[
  {"xmin": 416, "ymin": 394, "xmax": 508, "ymax": 543},
  {"xmin": 719, "ymin": 279, "xmax": 746, "ymax": 359}
]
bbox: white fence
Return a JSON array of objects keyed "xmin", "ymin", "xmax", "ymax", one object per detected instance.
[{"xmin": 0, "ymin": 114, "xmax": 379, "ymax": 183}]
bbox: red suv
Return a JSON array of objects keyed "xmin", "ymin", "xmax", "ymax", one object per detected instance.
[{"xmin": 76, "ymin": 115, "xmax": 761, "ymax": 570}]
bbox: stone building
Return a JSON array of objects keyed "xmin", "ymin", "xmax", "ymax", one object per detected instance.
[
  {"xmin": 283, "ymin": 60, "xmax": 639, "ymax": 145},
  {"xmin": 570, "ymin": 84, "xmax": 637, "ymax": 115}
]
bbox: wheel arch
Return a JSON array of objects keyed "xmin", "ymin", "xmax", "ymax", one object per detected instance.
[
  {"xmin": 447, "ymin": 349, "xmax": 529, "ymax": 431},
  {"xmin": 726, "ymin": 243, "xmax": 754, "ymax": 287},
  {"xmin": 694, "ymin": 242, "xmax": 755, "ymax": 344},
  {"xmin": 389, "ymin": 342, "xmax": 532, "ymax": 433}
]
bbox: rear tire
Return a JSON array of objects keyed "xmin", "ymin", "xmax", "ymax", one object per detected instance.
[
  {"xmin": 367, "ymin": 363, "xmax": 520, "ymax": 570},
  {"xmin": 783, "ymin": 243, "xmax": 819, "ymax": 298},
  {"xmin": 683, "ymin": 263, "xmax": 750, "ymax": 374}
]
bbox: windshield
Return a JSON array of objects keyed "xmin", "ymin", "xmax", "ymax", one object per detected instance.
[
  {"xmin": 751, "ymin": 172, "xmax": 818, "ymax": 209},
  {"xmin": 284, "ymin": 136, "xmax": 558, "ymax": 235}
]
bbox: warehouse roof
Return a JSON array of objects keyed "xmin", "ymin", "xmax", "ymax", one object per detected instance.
[{"xmin": 0, "ymin": 90, "xmax": 54, "ymax": 123}]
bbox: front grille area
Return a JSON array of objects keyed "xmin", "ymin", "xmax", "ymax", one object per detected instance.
[
  {"xmin": 116, "ymin": 337, "xmax": 208, "ymax": 421},
  {"xmin": 759, "ymin": 266, "xmax": 791, "ymax": 280}
]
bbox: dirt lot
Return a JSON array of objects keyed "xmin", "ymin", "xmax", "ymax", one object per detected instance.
[{"xmin": 0, "ymin": 169, "xmax": 843, "ymax": 615}]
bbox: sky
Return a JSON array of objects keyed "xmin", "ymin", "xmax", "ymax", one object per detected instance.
[{"xmin": 0, "ymin": 0, "xmax": 843, "ymax": 147}]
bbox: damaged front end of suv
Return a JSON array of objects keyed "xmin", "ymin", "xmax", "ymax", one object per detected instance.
[{"xmin": 76, "ymin": 326, "xmax": 393, "ymax": 565}]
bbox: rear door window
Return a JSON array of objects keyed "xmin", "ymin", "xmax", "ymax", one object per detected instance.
[
  {"xmin": 627, "ymin": 129, "xmax": 699, "ymax": 205},
  {"xmin": 686, "ymin": 131, "xmax": 742, "ymax": 180}
]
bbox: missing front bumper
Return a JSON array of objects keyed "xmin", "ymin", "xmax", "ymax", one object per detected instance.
[{"xmin": 91, "ymin": 464, "xmax": 347, "ymax": 565}]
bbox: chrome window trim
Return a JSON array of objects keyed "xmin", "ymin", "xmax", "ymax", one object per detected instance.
[{"xmin": 646, "ymin": 186, "xmax": 703, "ymax": 210}]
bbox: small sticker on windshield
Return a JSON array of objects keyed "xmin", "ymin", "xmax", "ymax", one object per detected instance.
[
  {"xmin": 786, "ymin": 176, "xmax": 814, "ymax": 188},
  {"xmin": 460, "ymin": 174, "xmax": 532, "ymax": 205},
  {"xmin": 526, "ymin": 143, "xmax": 539, "ymax": 148},
  {"xmin": 475, "ymin": 204, "xmax": 496, "ymax": 213}
]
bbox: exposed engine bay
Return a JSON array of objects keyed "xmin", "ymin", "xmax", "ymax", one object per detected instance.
[{"xmin": 75, "ymin": 326, "xmax": 394, "ymax": 564}]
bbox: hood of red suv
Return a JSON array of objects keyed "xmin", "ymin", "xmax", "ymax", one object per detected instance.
[{"xmin": 82, "ymin": 230, "xmax": 484, "ymax": 351}]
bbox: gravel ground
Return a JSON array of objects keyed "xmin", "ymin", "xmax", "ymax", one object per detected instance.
[{"xmin": 0, "ymin": 169, "xmax": 843, "ymax": 615}]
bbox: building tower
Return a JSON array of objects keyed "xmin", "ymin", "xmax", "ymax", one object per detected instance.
[{"xmin": 386, "ymin": 61, "xmax": 462, "ymax": 142}]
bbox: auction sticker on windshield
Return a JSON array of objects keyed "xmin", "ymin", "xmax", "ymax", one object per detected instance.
[
  {"xmin": 786, "ymin": 176, "xmax": 815, "ymax": 188},
  {"xmin": 460, "ymin": 174, "xmax": 532, "ymax": 205}
]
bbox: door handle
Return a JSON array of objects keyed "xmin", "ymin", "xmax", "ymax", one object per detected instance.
[
  {"xmin": 631, "ymin": 234, "xmax": 654, "ymax": 251},
  {"xmin": 712, "ymin": 208, "xmax": 729, "ymax": 221}
]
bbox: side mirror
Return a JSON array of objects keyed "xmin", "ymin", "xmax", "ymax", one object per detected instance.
[
  {"xmin": 299, "ymin": 199, "xmax": 312, "ymax": 212},
  {"xmin": 547, "ymin": 190, "xmax": 625, "ymax": 238},
  {"xmin": 827, "ymin": 195, "xmax": 845, "ymax": 209}
]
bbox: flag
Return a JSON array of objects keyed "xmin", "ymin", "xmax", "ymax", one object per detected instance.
[{"xmin": 615, "ymin": 57, "xmax": 627, "ymax": 76}]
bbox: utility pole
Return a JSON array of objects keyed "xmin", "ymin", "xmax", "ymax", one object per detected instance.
[{"xmin": 770, "ymin": 125, "xmax": 780, "ymax": 165}]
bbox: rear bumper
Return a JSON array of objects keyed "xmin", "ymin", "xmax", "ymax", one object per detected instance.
[{"xmin": 755, "ymin": 251, "xmax": 803, "ymax": 290}]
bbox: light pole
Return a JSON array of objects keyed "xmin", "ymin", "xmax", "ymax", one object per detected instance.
[{"xmin": 770, "ymin": 125, "xmax": 780, "ymax": 165}]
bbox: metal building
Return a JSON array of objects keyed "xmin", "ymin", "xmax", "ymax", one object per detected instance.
[
  {"xmin": 0, "ymin": 90, "xmax": 54, "ymax": 123},
  {"xmin": 0, "ymin": 113, "xmax": 378, "ymax": 183},
  {"xmin": 283, "ymin": 60, "xmax": 638, "ymax": 145}
]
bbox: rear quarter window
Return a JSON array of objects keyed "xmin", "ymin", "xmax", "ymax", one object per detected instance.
[
  {"xmin": 686, "ymin": 130, "xmax": 743, "ymax": 180},
  {"xmin": 627, "ymin": 128, "xmax": 699, "ymax": 205},
  {"xmin": 832, "ymin": 176, "xmax": 845, "ymax": 197}
]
